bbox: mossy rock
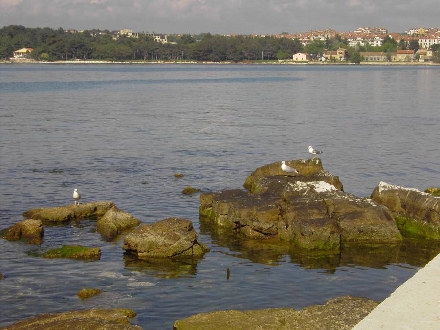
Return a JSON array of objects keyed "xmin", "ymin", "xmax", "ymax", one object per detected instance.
[
  {"xmin": 174, "ymin": 172, "xmax": 184, "ymax": 178},
  {"xmin": 43, "ymin": 245, "xmax": 101, "ymax": 260},
  {"xmin": 395, "ymin": 216, "xmax": 440, "ymax": 239},
  {"xmin": 77, "ymin": 288, "xmax": 103, "ymax": 300},
  {"xmin": 182, "ymin": 186, "xmax": 201, "ymax": 195}
]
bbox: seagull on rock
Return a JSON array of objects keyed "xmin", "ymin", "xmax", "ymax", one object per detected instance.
[
  {"xmin": 73, "ymin": 188, "xmax": 81, "ymax": 205},
  {"xmin": 308, "ymin": 145, "xmax": 323, "ymax": 156},
  {"xmin": 281, "ymin": 161, "xmax": 299, "ymax": 176}
]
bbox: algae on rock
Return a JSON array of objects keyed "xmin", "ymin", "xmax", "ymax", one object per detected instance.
[{"xmin": 43, "ymin": 245, "xmax": 101, "ymax": 260}]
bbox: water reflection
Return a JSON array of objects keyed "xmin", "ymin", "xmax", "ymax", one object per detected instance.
[{"xmin": 123, "ymin": 254, "xmax": 200, "ymax": 279}]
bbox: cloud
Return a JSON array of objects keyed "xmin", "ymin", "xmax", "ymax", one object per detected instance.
[
  {"xmin": 0, "ymin": 0, "xmax": 439, "ymax": 34},
  {"xmin": 0, "ymin": 0, "xmax": 22, "ymax": 10}
]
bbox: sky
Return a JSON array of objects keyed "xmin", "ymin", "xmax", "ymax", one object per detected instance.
[{"xmin": 0, "ymin": 0, "xmax": 439, "ymax": 35}]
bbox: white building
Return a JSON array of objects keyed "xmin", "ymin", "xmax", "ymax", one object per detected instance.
[
  {"xmin": 418, "ymin": 36, "xmax": 440, "ymax": 49},
  {"xmin": 292, "ymin": 53, "xmax": 310, "ymax": 61}
]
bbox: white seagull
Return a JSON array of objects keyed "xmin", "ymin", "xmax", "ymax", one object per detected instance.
[
  {"xmin": 73, "ymin": 188, "xmax": 81, "ymax": 205},
  {"xmin": 281, "ymin": 161, "xmax": 299, "ymax": 176},
  {"xmin": 308, "ymin": 145, "xmax": 323, "ymax": 156}
]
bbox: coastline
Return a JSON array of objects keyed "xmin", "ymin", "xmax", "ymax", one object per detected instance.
[{"xmin": 1, "ymin": 59, "xmax": 440, "ymax": 66}]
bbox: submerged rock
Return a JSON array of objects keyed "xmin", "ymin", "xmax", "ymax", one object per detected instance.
[
  {"xmin": 182, "ymin": 186, "xmax": 201, "ymax": 195},
  {"xmin": 372, "ymin": 182, "xmax": 440, "ymax": 239},
  {"xmin": 1, "ymin": 219, "xmax": 44, "ymax": 245},
  {"xmin": 0, "ymin": 308, "xmax": 141, "ymax": 330},
  {"xmin": 43, "ymin": 245, "xmax": 101, "ymax": 260},
  {"xmin": 122, "ymin": 217, "xmax": 209, "ymax": 259},
  {"xmin": 200, "ymin": 159, "xmax": 402, "ymax": 250},
  {"xmin": 96, "ymin": 206, "xmax": 141, "ymax": 242},
  {"xmin": 77, "ymin": 288, "xmax": 103, "ymax": 300},
  {"xmin": 22, "ymin": 201, "xmax": 114, "ymax": 223},
  {"xmin": 173, "ymin": 296, "xmax": 379, "ymax": 330}
]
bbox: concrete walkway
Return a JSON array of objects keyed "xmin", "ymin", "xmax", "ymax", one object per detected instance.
[{"xmin": 353, "ymin": 253, "xmax": 440, "ymax": 330}]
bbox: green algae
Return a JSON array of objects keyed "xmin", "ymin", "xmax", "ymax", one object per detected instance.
[
  {"xmin": 43, "ymin": 245, "xmax": 101, "ymax": 260},
  {"xmin": 395, "ymin": 216, "xmax": 440, "ymax": 239}
]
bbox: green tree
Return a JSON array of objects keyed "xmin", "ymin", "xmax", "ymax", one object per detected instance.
[
  {"xmin": 381, "ymin": 35, "xmax": 398, "ymax": 53},
  {"xmin": 408, "ymin": 39, "xmax": 420, "ymax": 52},
  {"xmin": 431, "ymin": 44, "xmax": 440, "ymax": 63},
  {"xmin": 304, "ymin": 39, "xmax": 325, "ymax": 59},
  {"xmin": 398, "ymin": 39, "xmax": 407, "ymax": 50},
  {"xmin": 350, "ymin": 51, "xmax": 361, "ymax": 64}
]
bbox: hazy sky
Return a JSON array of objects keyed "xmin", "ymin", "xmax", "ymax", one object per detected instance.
[{"xmin": 0, "ymin": 0, "xmax": 439, "ymax": 34}]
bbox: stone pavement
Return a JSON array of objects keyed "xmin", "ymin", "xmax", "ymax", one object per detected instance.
[{"xmin": 353, "ymin": 253, "xmax": 440, "ymax": 330}]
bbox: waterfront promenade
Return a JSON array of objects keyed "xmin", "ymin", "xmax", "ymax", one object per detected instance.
[{"xmin": 353, "ymin": 252, "xmax": 440, "ymax": 329}]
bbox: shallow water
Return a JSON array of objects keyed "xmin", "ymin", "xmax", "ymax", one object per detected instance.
[{"xmin": 1, "ymin": 64, "xmax": 440, "ymax": 329}]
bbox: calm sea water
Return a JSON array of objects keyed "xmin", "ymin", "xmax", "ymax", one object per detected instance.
[{"xmin": 1, "ymin": 64, "xmax": 440, "ymax": 329}]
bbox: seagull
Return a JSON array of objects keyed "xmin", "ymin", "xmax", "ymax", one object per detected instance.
[
  {"xmin": 308, "ymin": 145, "xmax": 323, "ymax": 156},
  {"xmin": 73, "ymin": 188, "xmax": 81, "ymax": 205},
  {"xmin": 281, "ymin": 161, "xmax": 299, "ymax": 176}
]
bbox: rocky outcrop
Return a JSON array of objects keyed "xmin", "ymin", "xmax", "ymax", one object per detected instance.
[
  {"xmin": 200, "ymin": 160, "xmax": 402, "ymax": 250},
  {"xmin": 122, "ymin": 217, "xmax": 209, "ymax": 259},
  {"xmin": 173, "ymin": 296, "xmax": 379, "ymax": 330},
  {"xmin": 371, "ymin": 182, "xmax": 440, "ymax": 239},
  {"xmin": 1, "ymin": 219, "xmax": 44, "ymax": 244},
  {"xmin": 96, "ymin": 206, "xmax": 141, "ymax": 241},
  {"xmin": 22, "ymin": 201, "xmax": 114, "ymax": 223},
  {"xmin": 0, "ymin": 308, "xmax": 141, "ymax": 330}
]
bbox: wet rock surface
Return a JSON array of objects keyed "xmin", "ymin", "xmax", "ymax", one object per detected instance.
[
  {"xmin": 173, "ymin": 296, "xmax": 379, "ymax": 330},
  {"xmin": 123, "ymin": 217, "xmax": 209, "ymax": 259}
]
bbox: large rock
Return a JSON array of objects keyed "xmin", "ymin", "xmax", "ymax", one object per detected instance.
[
  {"xmin": 22, "ymin": 201, "xmax": 114, "ymax": 223},
  {"xmin": 1, "ymin": 219, "xmax": 44, "ymax": 244},
  {"xmin": 97, "ymin": 206, "xmax": 141, "ymax": 241},
  {"xmin": 0, "ymin": 308, "xmax": 141, "ymax": 330},
  {"xmin": 371, "ymin": 181, "xmax": 440, "ymax": 239},
  {"xmin": 200, "ymin": 160, "xmax": 402, "ymax": 250},
  {"xmin": 173, "ymin": 296, "xmax": 379, "ymax": 330},
  {"xmin": 122, "ymin": 217, "xmax": 210, "ymax": 259}
]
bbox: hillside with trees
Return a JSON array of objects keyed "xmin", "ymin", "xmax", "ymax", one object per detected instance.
[{"xmin": 1, "ymin": 25, "xmax": 439, "ymax": 63}]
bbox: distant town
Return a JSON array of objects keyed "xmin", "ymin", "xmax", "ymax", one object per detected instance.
[{"xmin": 3, "ymin": 25, "xmax": 440, "ymax": 64}]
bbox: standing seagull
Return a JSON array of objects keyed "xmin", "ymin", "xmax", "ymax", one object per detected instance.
[
  {"xmin": 73, "ymin": 188, "xmax": 81, "ymax": 205},
  {"xmin": 308, "ymin": 145, "xmax": 323, "ymax": 156},
  {"xmin": 281, "ymin": 161, "xmax": 299, "ymax": 176}
]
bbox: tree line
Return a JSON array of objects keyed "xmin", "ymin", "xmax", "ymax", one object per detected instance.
[{"xmin": 1, "ymin": 25, "xmax": 439, "ymax": 63}]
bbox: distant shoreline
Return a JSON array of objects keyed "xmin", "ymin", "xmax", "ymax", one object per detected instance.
[{"xmin": 1, "ymin": 59, "xmax": 439, "ymax": 66}]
